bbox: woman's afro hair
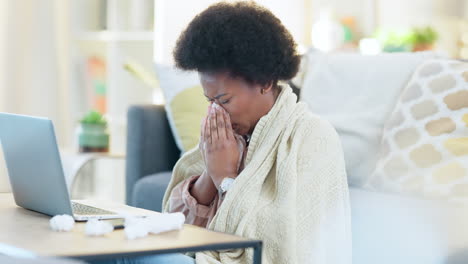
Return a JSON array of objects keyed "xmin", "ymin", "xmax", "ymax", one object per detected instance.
[{"xmin": 173, "ymin": 1, "xmax": 300, "ymax": 86}]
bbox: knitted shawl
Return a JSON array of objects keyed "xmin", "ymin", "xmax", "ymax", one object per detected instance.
[{"xmin": 162, "ymin": 85, "xmax": 352, "ymax": 264}]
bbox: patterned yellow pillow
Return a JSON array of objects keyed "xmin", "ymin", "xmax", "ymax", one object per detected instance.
[
  {"xmin": 169, "ymin": 85, "xmax": 208, "ymax": 151},
  {"xmin": 155, "ymin": 64, "xmax": 208, "ymax": 153},
  {"xmin": 366, "ymin": 59, "xmax": 468, "ymax": 202}
]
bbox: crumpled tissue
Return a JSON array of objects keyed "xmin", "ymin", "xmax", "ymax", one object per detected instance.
[
  {"xmin": 124, "ymin": 221, "xmax": 149, "ymax": 240},
  {"xmin": 124, "ymin": 213, "xmax": 185, "ymax": 240},
  {"xmin": 85, "ymin": 219, "xmax": 114, "ymax": 236},
  {"xmin": 50, "ymin": 214, "xmax": 75, "ymax": 232}
]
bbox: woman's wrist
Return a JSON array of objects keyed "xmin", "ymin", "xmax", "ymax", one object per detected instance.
[
  {"xmin": 211, "ymin": 172, "xmax": 238, "ymax": 188},
  {"xmin": 190, "ymin": 171, "xmax": 218, "ymax": 206}
]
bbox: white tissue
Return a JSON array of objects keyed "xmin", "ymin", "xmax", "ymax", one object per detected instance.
[
  {"xmin": 50, "ymin": 215, "xmax": 75, "ymax": 232},
  {"xmin": 124, "ymin": 222, "xmax": 149, "ymax": 240},
  {"xmin": 85, "ymin": 219, "xmax": 114, "ymax": 236},
  {"xmin": 147, "ymin": 213, "xmax": 185, "ymax": 234},
  {"xmin": 124, "ymin": 213, "xmax": 185, "ymax": 240}
]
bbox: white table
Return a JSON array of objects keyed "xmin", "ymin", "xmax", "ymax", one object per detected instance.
[{"xmin": 60, "ymin": 151, "xmax": 126, "ymax": 202}]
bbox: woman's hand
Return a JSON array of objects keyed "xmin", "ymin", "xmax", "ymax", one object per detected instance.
[{"xmin": 200, "ymin": 103, "xmax": 240, "ymax": 187}]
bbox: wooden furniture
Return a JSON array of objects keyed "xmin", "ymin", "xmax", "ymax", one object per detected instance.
[{"xmin": 0, "ymin": 193, "xmax": 262, "ymax": 263}]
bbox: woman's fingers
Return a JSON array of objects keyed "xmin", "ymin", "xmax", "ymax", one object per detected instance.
[
  {"xmin": 222, "ymin": 108, "xmax": 235, "ymax": 140},
  {"xmin": 210, "ymin": 105, "xmax": 218, "ymax": 143},
  {"xmin": 206, "ymin": 104, "xmax": 235, "ymax": 146},
  {"xmin": 214, "ymin": 105, "xmax": 227, "ymax": 140}
]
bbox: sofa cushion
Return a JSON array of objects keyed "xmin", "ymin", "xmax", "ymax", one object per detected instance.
[
  {"xmin": 155, "ymin": 64, "xmax": 208, "ymax": 153},
  {"xmin": 132, "ymin": 171, "xmax": 172, "ymax": 212},
  {"xmin": 367, "ymin": 59, "xmax": 468, "ymax": 201},
  {"xmin": 300, "ymin": 51, "xmax": 441, "ymax": 186}
]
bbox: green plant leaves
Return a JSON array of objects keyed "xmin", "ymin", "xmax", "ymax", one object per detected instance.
[{"xmin": 80, "ymin": 110, "xmax": 107, "ymax": 125}]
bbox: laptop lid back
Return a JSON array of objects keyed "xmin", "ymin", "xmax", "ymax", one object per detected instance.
[{"xmin": 0, "ymin": 113, "xmax": 73, "ymax": 216}]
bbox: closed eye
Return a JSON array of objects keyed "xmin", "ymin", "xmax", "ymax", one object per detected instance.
[
  {"xmin": 205, "ymin": 96, "xmax": 231, "ymax": 104},
  {"xmin": 220, "ymin": 98, "xmax": 231, "ymax": 104}
]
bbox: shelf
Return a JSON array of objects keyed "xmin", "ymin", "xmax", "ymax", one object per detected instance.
[
  {"xmin": 76, "ymin": 31, "xmax": 154, "ymax": 42},
  {"xmin": 105, "ymin": 115, "xmax": 128, "ymax": 126}
]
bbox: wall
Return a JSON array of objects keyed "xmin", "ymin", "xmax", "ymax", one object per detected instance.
[
  {"xmin": 0, "ymin": 0, "xmax": 9, "ymax": 192},
  {"xmin": 378, "ymin": 0, "xmax": 466, "ymax": 57},
  {"xmin": 310, "ymin": 0, "xmax": 374, "ymax": 36},
  {"xmin": 0, "ymin": 0, "xmax": 72, "ymax": 192},
  {"xmin": 153, "ymin": 0, "xmax": 312, "ymax": 64},
  {"xmin": 0, "ymin": 1, "xmax": 10, "ymax": 192}
]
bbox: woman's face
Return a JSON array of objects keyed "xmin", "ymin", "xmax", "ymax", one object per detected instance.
[{"xmin": 199, "ymin": 71, "xmax": 276, "ymax": 136}]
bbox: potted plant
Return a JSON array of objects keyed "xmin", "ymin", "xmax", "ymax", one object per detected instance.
[
  {"xmin": 78, "ymin": 110, "xmax": 109, "ymax": 153},
  {"xmin": 374, "ymin": 28, "xmax": 413, "ymax": 52},
  {"xmin": 375, "ymin": 26, "xmax": 438, "ymax": 53},
  {"xmin": 408, "ymin": 26, "xmax": 438, "ymax": 52}
]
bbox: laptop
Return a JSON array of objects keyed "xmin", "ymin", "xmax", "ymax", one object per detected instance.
[{"xmin": 0, "ymin": 112, "xmax": 121, "ymax": 221}]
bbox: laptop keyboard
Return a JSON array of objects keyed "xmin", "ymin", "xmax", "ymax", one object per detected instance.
[{"xmin": 72, "ymin": 202, "xmax": 116, "ymax": 216}]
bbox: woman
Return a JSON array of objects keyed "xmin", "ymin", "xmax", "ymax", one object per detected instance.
[
  {"xmin": 164, "ymin": 1, "xmax": 351, "ymax": 263},
  {"xmin": 92, "ymin": 2, "xmax": 351, "ymax": 264}
]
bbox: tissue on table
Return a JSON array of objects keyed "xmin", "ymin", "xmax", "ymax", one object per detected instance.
[
  {"xmin": 147, "ymin": 213, "xmax": 185, "ymax": 234},
  {"xmin": 124, "ymin": 223, "xmax": 149, "ymax": 240},
  {"xmin": 124, "ymin": 213, "xmax": 185, "ymax": 240},
  {"xmin": 85, "ymin": 219, "xmax": 114, "ymax": 236},
  {"xmin": 50, "ymin": 215, "xmax": 75, "ymax": 232}
]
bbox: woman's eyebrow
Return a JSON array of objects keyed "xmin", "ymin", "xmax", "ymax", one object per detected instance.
[{"xmin": 204, "ymin": 93, "xmax": 228, "ymax": 100}]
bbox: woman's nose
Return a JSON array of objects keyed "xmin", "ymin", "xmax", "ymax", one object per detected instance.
[
  {"xmin": 214, "ymin": 102, "xmax": 225, "ymax": 111},
  {"xmin": 211, "ymin": 102, "xmax": 228, "ymax": 114}
]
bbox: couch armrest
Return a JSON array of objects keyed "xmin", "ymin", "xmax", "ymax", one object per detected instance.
[{"xmin": 125, "ymin": 105, "xmax": 180, "ymax": 205}]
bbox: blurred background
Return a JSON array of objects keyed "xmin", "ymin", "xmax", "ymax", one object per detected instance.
[{"xmin": 0, "ymin": 0, "xmax": 467, "ymax": 200}]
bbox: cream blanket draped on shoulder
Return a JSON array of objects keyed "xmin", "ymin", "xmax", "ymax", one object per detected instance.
[{"xmin": 162, "ymin": 85, "xmax": 352, "ymax": 264}]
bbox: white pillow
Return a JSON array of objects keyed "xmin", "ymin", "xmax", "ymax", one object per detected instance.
[{"xmin": 300, "ymin": 51, "xmax": 442, "ymax": 186}]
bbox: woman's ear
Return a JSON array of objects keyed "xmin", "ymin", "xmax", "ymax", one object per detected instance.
[{"xmin": 260, "ymin": 81, "xmax": 275, "ymax": 94}]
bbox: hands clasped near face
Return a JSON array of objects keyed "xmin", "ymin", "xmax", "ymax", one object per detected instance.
[{"xmin": 199, "ymin": 103, "xmax": 241, "ymax": 187}]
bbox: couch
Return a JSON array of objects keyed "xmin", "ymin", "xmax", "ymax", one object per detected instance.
[{"xmin": 126, "ymin": 52, "xmax": 468, "ymax": 264}]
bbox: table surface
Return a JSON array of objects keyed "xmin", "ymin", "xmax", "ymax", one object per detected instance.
[{"xmin": 0, "ymin": 193, "xmax": 255, "ymax": 259}]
